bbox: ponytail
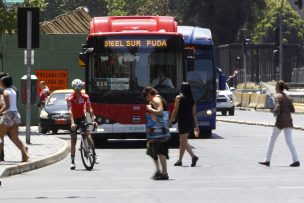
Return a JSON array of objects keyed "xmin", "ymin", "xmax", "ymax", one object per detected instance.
[
  {"xmin": 283, "ymin": 82, "xmax": 289, "ymax": 91},
  {"xmin": 276, "ymin": 80, "xmax": 289, "ymax": 92}
]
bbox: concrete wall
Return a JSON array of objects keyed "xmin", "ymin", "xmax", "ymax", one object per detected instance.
[{"xmin": 0, "ymin": 34, "xmax": 87, "ymax": 124}]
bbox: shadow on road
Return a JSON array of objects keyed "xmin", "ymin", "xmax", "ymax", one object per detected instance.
[{"xmin": 95, "ymin": 139, "xmax": 181, "ymax": 149}]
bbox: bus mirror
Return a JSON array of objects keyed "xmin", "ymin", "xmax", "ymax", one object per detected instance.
[
  {"xmin": 79, "ymin": 52, "xmax": 88, "ymax": 68},
  {"xmin": 219, "ymin": 74, "xmax": 226, "ymax": 91},
  {"xmin": 186, "ymin": 56, "xmax": 195, "ymax": 70}
]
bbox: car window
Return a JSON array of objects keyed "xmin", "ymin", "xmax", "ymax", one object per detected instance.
[{"xmin": 47, "ymin": 93, "xmax": 71, "ymax": 106}]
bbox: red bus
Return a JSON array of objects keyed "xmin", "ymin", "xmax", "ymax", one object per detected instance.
[{"xmin": 80, "ymin": 16, "xmax": 184, "ymax": 141}]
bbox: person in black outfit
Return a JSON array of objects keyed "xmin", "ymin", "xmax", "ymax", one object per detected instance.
[{"xmin": 170, "ymin": 82, "xmax": 199, "ymax": 167}]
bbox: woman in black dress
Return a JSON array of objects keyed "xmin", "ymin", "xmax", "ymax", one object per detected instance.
[{"xmin": 170, "ymin": 82, "xmax": 199, "ymax": 167}]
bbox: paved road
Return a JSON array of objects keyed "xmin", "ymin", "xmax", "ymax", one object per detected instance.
[
  {"xmin": 218, "ymin": 109, "xmax": 304, "ymax": 127},
  {"xmin": 1, "ymin": 121, "xmax": 304, "ymax": 202}
]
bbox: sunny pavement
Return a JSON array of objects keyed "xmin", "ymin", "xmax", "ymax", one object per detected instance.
[{"xmin": 0, "ymin": 126, "xmax": 68, "ymax": 177}]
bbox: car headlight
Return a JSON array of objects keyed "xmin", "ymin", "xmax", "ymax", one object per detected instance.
[
  {"xmin": 228, "ymin": 95, "xmax": 234, "ymax": 102},
  {"xmin": 40, "ymin": 110, "xmax": 49, "ymax": 119}
]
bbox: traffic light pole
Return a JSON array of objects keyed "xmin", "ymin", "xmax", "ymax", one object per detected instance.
[
  {"xmin": 26, "ymin": 11, "xmax": 32, "ymax": 144},
  {"xmin": 243, "ymin": 48, "xmax": 247, "ymax": 90},
  {"xmin": 279, "ymin": 0, "xmax": 284, "ymax": 81}
]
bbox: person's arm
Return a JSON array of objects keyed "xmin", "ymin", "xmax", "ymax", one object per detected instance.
[
  {"xmin": 0, "ymin": 91, "xmax": 10, "ymax": 114},
  {"xmin": 146, "ymin": 97, "xmax": 163, "ymax": 116},
  {"xmin": 169, "ymin": 95, "xmax": 180, "ymax": 125},
  {"xmin": 273, "ymin": 95, "xmax": 281, "ymax": 114},
  {"xmin": 290, "ymin": 99, "xmax": 295, "ymax": 113},
  {"xmin": 67, "ymin": 99, "xmax": 76, "ymax": 130},
  {"xmin": 86, "ymin": 102, "xmax": 95, "ymax": 121},
  {"xmin": 192, "ymin": 101, "xmax": 199, "ymax": 131},
  {"xmin": 68, "ymin": 106, "xmax": 75, "ymax": 126}
]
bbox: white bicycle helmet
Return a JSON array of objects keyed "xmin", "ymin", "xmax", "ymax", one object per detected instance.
[{"xmin": 71, "ymin": 79, "xmax": 83, "ymax": 89}]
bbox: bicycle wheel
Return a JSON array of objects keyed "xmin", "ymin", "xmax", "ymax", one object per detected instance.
[{"xmin": 80, "ymin": 137, "xmax": 96, "ymax": 170}]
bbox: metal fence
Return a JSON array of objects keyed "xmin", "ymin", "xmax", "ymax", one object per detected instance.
[{"xmin": 215, "ymin": 43, "xmax": 304, "ymax": 86}]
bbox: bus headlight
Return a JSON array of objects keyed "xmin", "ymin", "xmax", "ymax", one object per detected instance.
[
  {"xmin": 40, "ymin": 110, "xmax": 49, "ymax": 119},
  {"xmin": 206, "ymin": 110, "xmax": 213, "ymax": 115}
]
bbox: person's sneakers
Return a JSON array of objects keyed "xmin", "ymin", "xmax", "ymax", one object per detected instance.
[
  {"xmin": 155, "ymin": 173, "xmax": 169, "ymax": 180},
  {"xmin": 70, "ymin": 163, "xmax": 76, "ymax": 170},
  {"xmin": 174, "ymin": 160, "xmax": 182, "ymax": 166},
  {"xmin": 191, "ymin": 156, "xmax": 199, "ymax": 167},
  {"xmin": 258, "ymin": 161, "xmax": 270, "ymax": 167},
  {"xmin": 152, "ymin": 171, "xmax": 162, "ymax": 180},
  {"xmin": 290, "ymin": 161, "xmax": 300, "ymax": 167}
]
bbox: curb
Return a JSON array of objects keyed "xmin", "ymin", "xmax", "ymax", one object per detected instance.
[
  {"xmin": 0, "ymin": 137, "xmax": 69, "ymax": 178},
  {"xmin": 217, "ymin": 117, "xmax": 304, "ymax": 131},
  {"xmin": 236, "ymin": 107, "xmax": 304, "ymax": 114}
]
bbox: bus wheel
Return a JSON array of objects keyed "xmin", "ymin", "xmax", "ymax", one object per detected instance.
[
  {"xmin": 92, "ymin": 135, "xmax": 108, "ymax": 147},
  {"xmin": 221, "ymin": 110, "xmax": 227, "ymax": 116},
  {"xmin": 200, "ymin": 129, "xmax": 212, "ymax": 139}
]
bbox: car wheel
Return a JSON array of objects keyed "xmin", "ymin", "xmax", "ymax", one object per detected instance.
[
  {"xmin": 52, "ymin": 129, "xmax": 58, "ymax": 134},
  {"xmin": 229, "ymin": 107, "xmax": 235, "ymax": 116},
  {"xmin": 221, "ymin": 110, "xmax": 227, "ymax": 116},
  {"xmin": 38, "ymin": 121, "xmax": 48, "ymax": 134},
  {"xmin": 41, "ymin": 129, "xmax": 48, "ymax": 134}
]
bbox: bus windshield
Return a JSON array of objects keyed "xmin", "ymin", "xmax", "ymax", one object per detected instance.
[
  {"xmin": 186, "ymin": 46, "xmax": 215, "ymax": 102},
  {"xmin": 87, "ymin": 35, "xmax": 183, "ymax": 103}
]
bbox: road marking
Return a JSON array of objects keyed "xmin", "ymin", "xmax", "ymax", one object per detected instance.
[{"xmin": 277, "ymin": 186, "xmax": 304, "ymax": 189}]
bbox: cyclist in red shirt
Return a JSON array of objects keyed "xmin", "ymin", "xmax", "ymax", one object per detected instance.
[{"xmin": 67, "ymin": 79, "xmax": 96, "ymax": 170}]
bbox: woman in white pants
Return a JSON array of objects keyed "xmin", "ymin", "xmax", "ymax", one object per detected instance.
[{"xmin": 259, "ymin": 81, "xmax": 299, "ymax": 167}]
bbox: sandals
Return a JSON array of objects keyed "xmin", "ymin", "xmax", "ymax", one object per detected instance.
[
  {"xmin": 152, "ymin": 171, "xmax": 162, "ymax": 180},
  {"xmin": 191, "ymin": 156, "xmax": 199, "ymax": 167},
  {"xmin": 154, "ymin": 173, "xmax": 169, "ymax": 180}
]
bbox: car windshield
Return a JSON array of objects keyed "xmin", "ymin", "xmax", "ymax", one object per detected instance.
[{"xmin": 46, "ymin": 92, "xmax": 71, "ymax": 106}]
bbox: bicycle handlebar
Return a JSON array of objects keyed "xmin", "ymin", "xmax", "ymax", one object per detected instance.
[{"xmin": 80, "ymin": 122, "xmax": 97, "ymax": 132}]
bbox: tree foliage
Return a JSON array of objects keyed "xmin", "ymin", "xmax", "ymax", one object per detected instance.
[
  {"xmin": 250, "ymin": 0, "xmax": 304, "ymax": 44},
  {"xmin": 1, "ymin": 0, "xmax": 304, "ymax": 45},
  {"xmin": 104, "ymin": 0, "xmax": 266, "ymax": 44},
  {"xmin": 0, "ymin": 0, "xmax": 46, "ymax": 33},
  {"xmin": 42, "ymin": 0, "xmax": 107, "ymax": 21}
]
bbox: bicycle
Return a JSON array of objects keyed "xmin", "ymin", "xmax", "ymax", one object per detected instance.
[{"xmin": 78, "ymin": 122, "xmax": 97, "ymax": 170}]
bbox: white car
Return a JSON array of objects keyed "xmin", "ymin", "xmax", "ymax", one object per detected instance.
[{"xmin": 216, "ymin": 83, "xmax": 235, "ymax": 116}]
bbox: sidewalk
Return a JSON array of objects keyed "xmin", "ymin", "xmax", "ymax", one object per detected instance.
[
  {"xmin": 0, "ymin": 126, "xmax": 69, "ymax": 178},
  {"xmin": 217, "ymin": 109, "xmax": 304, "ymax": 131}
]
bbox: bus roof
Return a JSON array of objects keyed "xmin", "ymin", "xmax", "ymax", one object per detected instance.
[
  {"xmin": 177, "ymin": 26, "xmax": 213, "ymax": 46},
  {"xmin": 89, "ymin": 16, "xmax": 178, "ymax": 35}
]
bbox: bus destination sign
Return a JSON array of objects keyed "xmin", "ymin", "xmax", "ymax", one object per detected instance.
[{"xmin": 104, "ymin": 39, "xmax": 167, "ymax": 48}]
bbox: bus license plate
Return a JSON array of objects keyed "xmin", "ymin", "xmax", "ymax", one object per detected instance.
[
  {"xmin": 199, "ymin": 121, "xmax": 210, "ymax": 126},
  {"xmin": 128, "ymin": 126, "xmax": 145, "ymax": 133}
]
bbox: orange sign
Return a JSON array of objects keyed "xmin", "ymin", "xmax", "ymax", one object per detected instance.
[{"xmin": 36, "ymin": 70, "xmax": 68, "ymax": 93}]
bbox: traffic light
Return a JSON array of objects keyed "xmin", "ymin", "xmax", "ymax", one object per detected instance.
[{"xmin": 295, "ymin": 0, "xmax": 303, "ymax": 9}]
